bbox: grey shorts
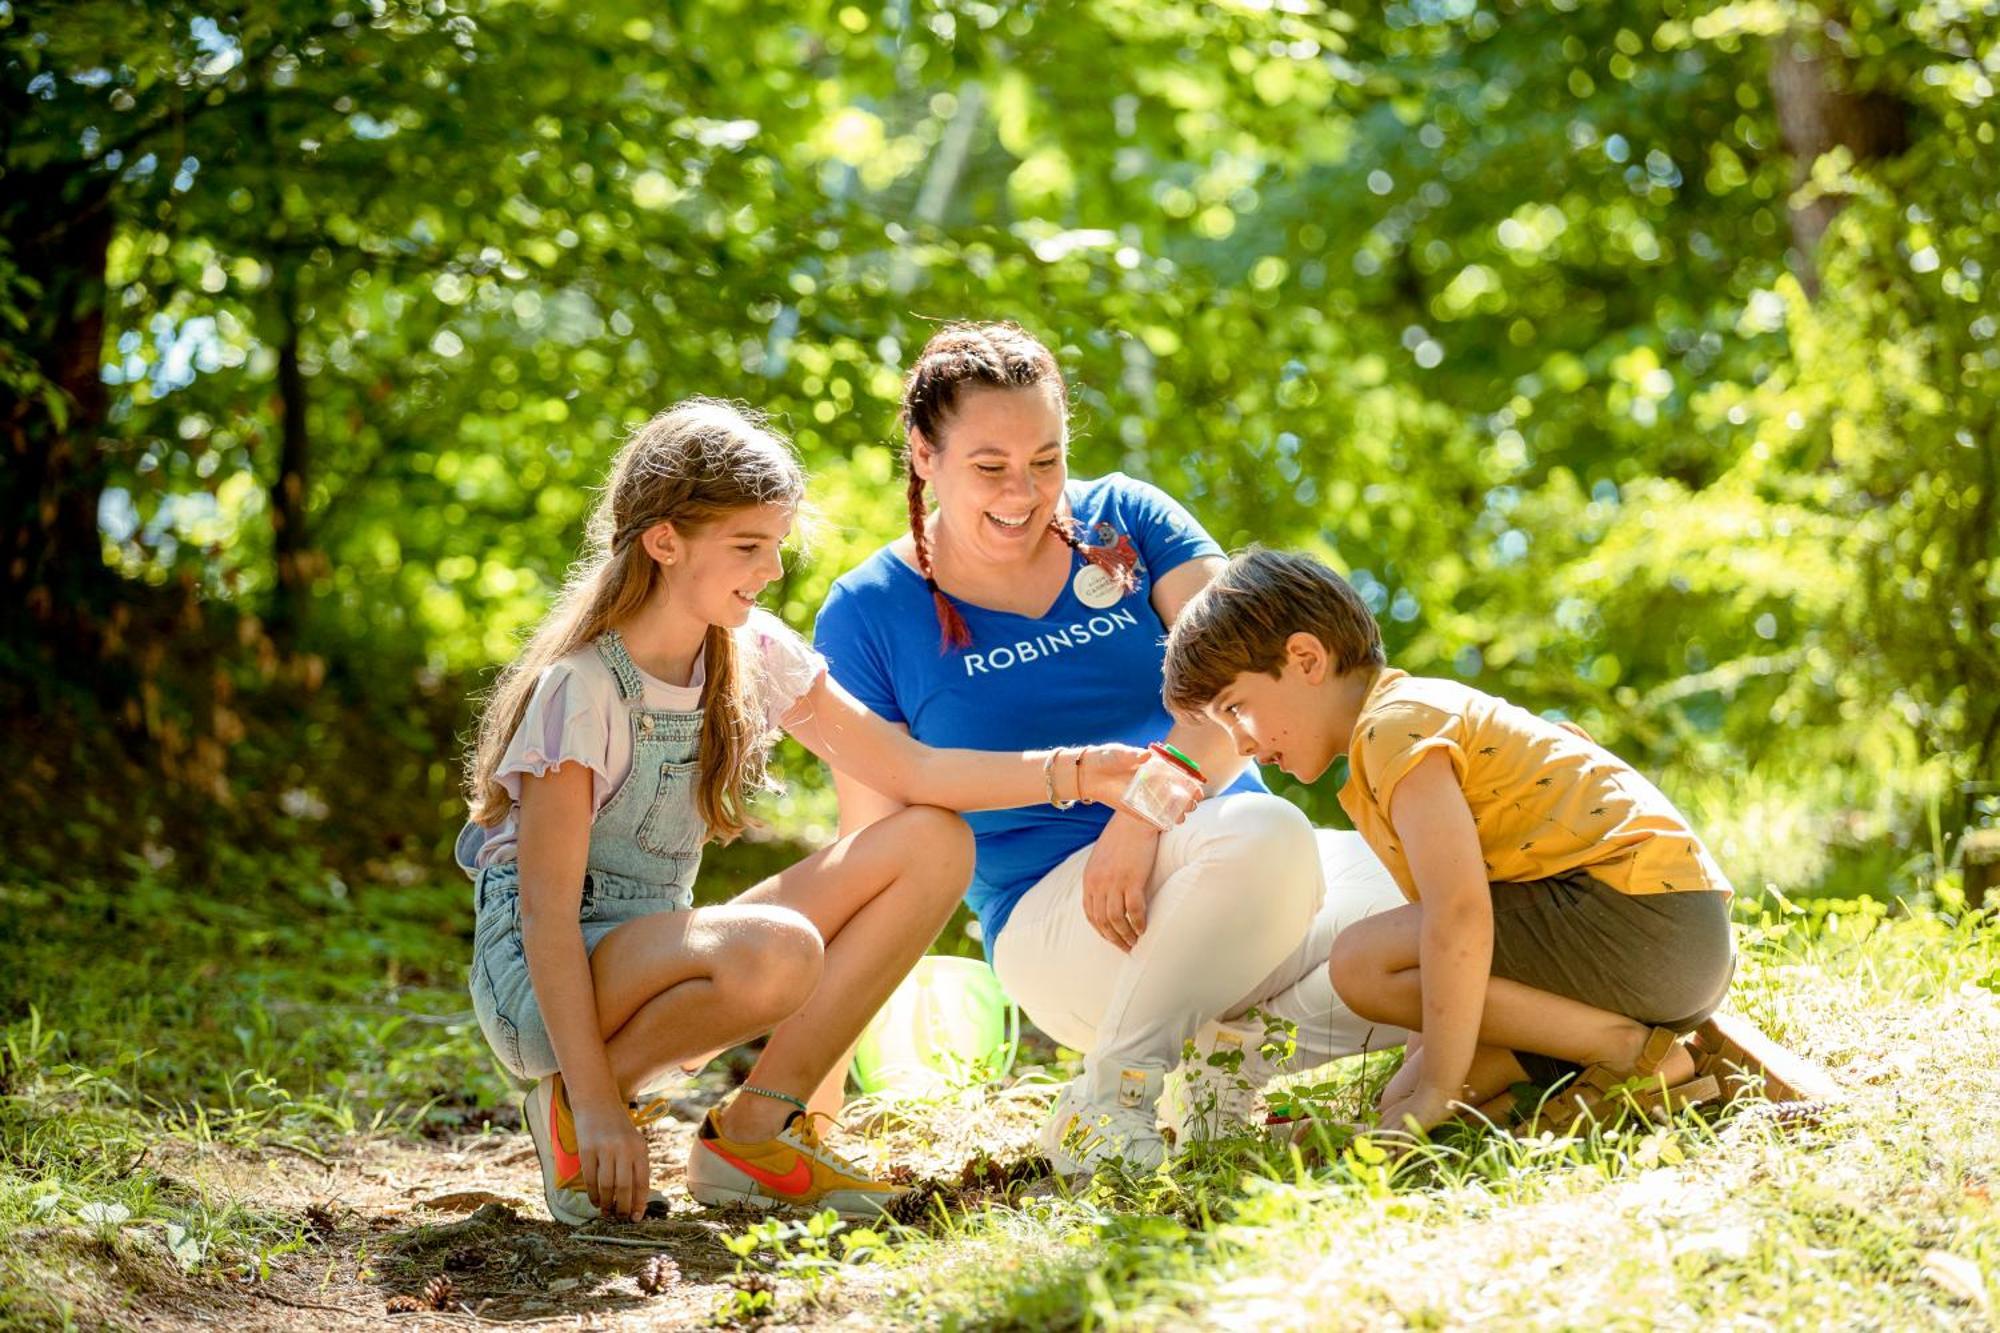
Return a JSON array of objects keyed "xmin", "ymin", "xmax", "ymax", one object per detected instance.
[
  {"xmin": 468, "ymin": 861, "xmax": 691, "ymax": 1081},
  {"xmin": 1489, "ymin": 871, "xmax": 1735, "ymax": 1086}
]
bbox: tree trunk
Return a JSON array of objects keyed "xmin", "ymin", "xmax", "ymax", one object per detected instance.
[
  {"xmin": 2, "ymin": 180, "xmax": 115, "ymax": 633},
  {"xmin": 1768, "ymin": 26, "xmax": 1910, "ymax": 296},
  {"xmin": 268, "ymin": 259, "xmax": 311, "ymax": 645}
]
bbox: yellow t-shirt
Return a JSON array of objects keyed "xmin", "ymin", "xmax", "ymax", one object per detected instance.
[{"xmin": 1338, "ymin": 669, "xmax": 1731, "ymax": 903}]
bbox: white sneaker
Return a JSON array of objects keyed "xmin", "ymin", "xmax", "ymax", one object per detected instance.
[
  {"xmin": 1159, "ymin": 1020, "xmax": 1299, "ymax": 1144},
  {"xmin": 1039, "ymin": 1069, "xmax": 1169, "ymax": 1177}
]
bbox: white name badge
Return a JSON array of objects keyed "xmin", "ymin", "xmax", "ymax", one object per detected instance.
[{"xmin": 1073, "ymin": 564, "xmax": 1126, "ymax": 609}]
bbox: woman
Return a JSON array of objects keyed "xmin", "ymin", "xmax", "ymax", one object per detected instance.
[{"xmin": 813, "ymin": 323, "xmax": 1407, "ymax": 1174}]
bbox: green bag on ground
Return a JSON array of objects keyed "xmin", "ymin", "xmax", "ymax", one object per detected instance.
[{"xmin": 850, "ymin": 955, "xmax": 1019, "ymax": 1096}]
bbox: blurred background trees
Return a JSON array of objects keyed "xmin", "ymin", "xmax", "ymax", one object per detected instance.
[{"xmin": 5, "ymin": 0, "xmax": 1995, "ymax": 902}]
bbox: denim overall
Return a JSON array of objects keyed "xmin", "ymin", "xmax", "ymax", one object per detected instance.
[{"xmin": 463, "ymin": 630, "xmax": 707, "ymax": 1080}]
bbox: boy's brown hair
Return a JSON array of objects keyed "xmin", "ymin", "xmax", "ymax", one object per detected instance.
[{"xmin": 1163, "ymin": 547, "xmax": 1386, "ymax": 713}]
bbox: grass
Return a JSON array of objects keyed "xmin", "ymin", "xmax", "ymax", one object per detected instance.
[
  {"xmin": 767, "ymin": 894, "xmax": 2000, "ymax": 1329},
  {"xmin": 2, "ymin": 849, "xmax": 1997, "ymax": 1329},
  {"xmin": 0, "ymin": 850, "xmax": 483, "ymax": 1329}
]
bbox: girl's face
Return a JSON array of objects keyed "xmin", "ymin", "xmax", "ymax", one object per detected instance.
[
  {"xmin": 911, "ymin": 382, "xmax": 1068, "ymax": 566},
  {"xmin": 650, "ymin": 502, "xmax": 795, "ymax": 629}
]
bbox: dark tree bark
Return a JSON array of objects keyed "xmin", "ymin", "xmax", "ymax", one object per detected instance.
[
  {"xmin": 1768, "ymin": 26, "xmax": 1910, "ymax": 296},
  {"xmin": 268, "ymin": 259, "xmax": 312, "ymax": 645},
  {"xmin": 2, "ymin": 177, "xmax": 117, "ymax": 634}
]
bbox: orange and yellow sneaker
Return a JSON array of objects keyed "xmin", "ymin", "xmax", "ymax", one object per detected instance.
[
  {"xmin": 522, "ymin": 1075, "xmax": 674, "ymax": 1226},
  {"xmin": 522, "ymin": 1074, "xmax": 597, "ymax": 1226},
  {"xmin": 686, "ymin": 1091, "xmax": 907, "ymax": 1218}
]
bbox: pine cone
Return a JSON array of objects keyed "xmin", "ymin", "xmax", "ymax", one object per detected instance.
[
  {"xmin": 385, "ymin": 1294, "xmax": 423, "ymax": 1314},
  {"xmin": 730, "ymin": 1272, "xmax": 777, "ymax": 1297},
  {"xmin": 958, "ymin": 1154, "xmax": 1006, "ymax": 1191},
  {"xmin": 1754, "ymin": 1099, "xmax": 1831, "ymax": 1130},
  {"xmin": 304, "ymin": 1199, "xmax": 339, "ymax": 1239},
  {"xmin": 636, "ymin": 1253, "xmax": 679, "ymax": 1295},
  {"xmin": 424, "ymin": 1274, "xmax": 456, "ymax": 1311}
]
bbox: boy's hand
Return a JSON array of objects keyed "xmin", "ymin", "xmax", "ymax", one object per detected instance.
[
  {"xmin": 1082, "ymin": 813, "xmax": 1161, "ymax": 951},
  {"xmin": 1374, "ymin": 1083, "xmax": 1457, "ymax": 1137},
  {"xmin": 572, "ymin": 1099, "xmax": 651, "ymax": 1222}
]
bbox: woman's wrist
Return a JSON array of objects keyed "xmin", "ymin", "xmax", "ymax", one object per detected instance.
[{"xmin": 1042, "ymin": 748, "xmax": 1077, "ymax": 810}]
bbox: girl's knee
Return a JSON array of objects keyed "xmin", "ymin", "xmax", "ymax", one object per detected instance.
[
  {"xmin": 717, "ymin": 906, "xmax": 823, "ymax": 1019},
  {"xmin": 886, "ymin": 805, "xmax": 976, "ymax": 870},
  {"xmin": 882, "ymin": 806, "xmax": 976, "ymax": 907}
]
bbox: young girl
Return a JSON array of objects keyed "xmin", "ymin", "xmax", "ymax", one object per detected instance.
[{"xmin": 460, "ymin": 398, "xmax": 1194, "ymax": 1224}]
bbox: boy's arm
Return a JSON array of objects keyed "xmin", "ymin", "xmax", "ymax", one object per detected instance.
[{"xmin": 1385, "ymin": 748, "xmax": 1492, "ymax": 1127}]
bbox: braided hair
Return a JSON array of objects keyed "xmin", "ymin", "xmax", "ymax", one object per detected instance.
[{"xmin": 901, "ymin": 323, "xmax": 1132, "ymax": 652}]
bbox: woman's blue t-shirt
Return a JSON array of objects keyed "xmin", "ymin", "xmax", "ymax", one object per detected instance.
[{"xmin": 812, "ymin": 473, "xmax": 1267, "ymax": 952}]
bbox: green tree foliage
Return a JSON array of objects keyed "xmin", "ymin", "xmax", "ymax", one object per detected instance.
[{"xmin": 4, "ymin": 0, "xmax": 1994, "ymax": 880}]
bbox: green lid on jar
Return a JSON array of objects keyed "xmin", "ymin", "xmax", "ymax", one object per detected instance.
[{"xmin": 1150, "ymin": 741, "xmax": 1206, "ymax": 782}]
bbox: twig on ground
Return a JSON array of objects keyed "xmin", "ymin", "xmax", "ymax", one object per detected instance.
[
  {"xmin": 570, "ymin": 1231, "xmax": 693, "ymax": 1249},
  {"xmin": 268, "ymin": 1138, "xmax": 332, "ymax": 1166},
  {"xmin": 249, "ymin": 1286, "xmax": 352, "ymax": 1314}
]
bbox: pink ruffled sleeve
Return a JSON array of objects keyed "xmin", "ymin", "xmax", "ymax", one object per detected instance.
[
  {"xmin": 493, "ymin": 660, "xmax": 620, "ymax": 810},
  {"xmin": 745, "ymin": 609, "xmax": 826, "ymax": 735}
]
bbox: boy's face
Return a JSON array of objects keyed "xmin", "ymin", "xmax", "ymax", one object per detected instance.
[{"xmin": 1200, "ymin": 633, "xmax": 1352, "ymax": 783}]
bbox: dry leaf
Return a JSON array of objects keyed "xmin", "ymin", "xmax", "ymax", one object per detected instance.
[{"xmin": 1921, "ymin": 1249, "xmax": 1991, "ymax": 1315}]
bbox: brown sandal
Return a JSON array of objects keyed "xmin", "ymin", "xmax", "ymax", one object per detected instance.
[
  {"xmin": 1686, "ymin": 1012, "xmax": 1840, "ymax": 1106},
  {"xmin": 1486, "ymin": 1027, "xmax": 1723, "ymax": 1135}
]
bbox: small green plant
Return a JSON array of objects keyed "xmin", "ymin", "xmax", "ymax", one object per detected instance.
[{"xmin": 712, "ymin": 1208, "xmax": 889, "ymax": 1324}]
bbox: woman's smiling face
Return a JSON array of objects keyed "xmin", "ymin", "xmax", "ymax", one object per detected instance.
[{"xmin": 911, "ymin": 382, "xmax": 1068, "ymax": 566}]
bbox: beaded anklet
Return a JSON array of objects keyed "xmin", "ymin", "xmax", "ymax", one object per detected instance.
[{"xmin": 738, "ymin": 1085, "xmax": 810, "ymax": 1118}]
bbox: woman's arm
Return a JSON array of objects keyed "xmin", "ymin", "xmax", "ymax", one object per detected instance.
[
  {"xmin": 1379, "ymin": 749, "xmax": 1492, "ymax": 1129},
  {"xmin": 789, "ymin": 672, "xmax": 1190, "ymax": 819},
  {"xmin": 514, "ymin": 762, "xmax": 649, "ymax": 1218}
]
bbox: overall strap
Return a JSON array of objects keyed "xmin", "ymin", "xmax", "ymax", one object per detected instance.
[{"xmin": 595, "ymin": 629, "xmax": 645, "ymax": 703}]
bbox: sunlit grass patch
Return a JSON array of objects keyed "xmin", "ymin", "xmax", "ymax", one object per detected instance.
[
  {"xmin": 806, "ymin": 901, "xmax": 2000, "ymax": 1330},
  {"xmin": 2, "ymin": 860, "xmax": 1995, "ymax": 1329}
]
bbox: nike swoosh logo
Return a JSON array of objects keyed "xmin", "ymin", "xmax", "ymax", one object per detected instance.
[
  {"xmin": 552, "ymin": 1093, "xmax": 583, "ymax": 1186},
  {"xmin": 703, "ymin": 1142, "xmax": 814, "ymax": 1197}
]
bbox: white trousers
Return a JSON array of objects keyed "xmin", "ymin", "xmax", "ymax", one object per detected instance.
[{"xmin": 991, "ymin": 792, "xmax": 1409, "ymax": 1106}]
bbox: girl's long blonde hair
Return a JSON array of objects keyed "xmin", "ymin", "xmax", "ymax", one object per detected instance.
[{"xmin": 466, "ymin": 398, "xmax": 806, "ymax": 845}]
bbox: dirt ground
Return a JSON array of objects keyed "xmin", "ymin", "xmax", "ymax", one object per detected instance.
[{"xmin": 66, "ymin": 1082, "xmax": 1058, "ymax": 1331}]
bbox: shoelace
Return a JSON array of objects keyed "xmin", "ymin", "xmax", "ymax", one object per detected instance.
[
  {"xmin": 785, "ymin": 1111, "xmax": 873, "ymax": 1175},
  {"xmin": 553, "ymin": 1096, "xmax": 672, "ymax": 1194},
  {"xmin": 629, "ymin": 1097, "xmax": 672, "ymax": 1130}
]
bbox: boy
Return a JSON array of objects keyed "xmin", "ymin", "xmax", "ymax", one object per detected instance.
[{"xmin": 1161, "ymin": 548, "xmax": 1740, "ymax": 1132}]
